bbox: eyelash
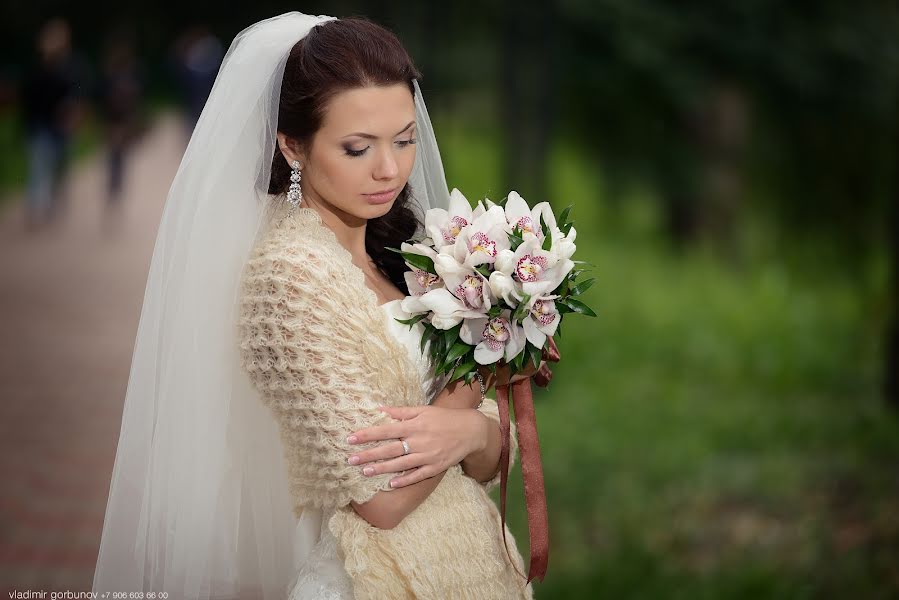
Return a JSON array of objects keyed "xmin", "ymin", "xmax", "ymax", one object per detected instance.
[{"xmin": 344, "ymin": 138, "xmax": 417, "ymax": 158}]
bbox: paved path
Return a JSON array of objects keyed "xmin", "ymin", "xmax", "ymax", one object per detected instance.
[{"xmin": 0, "ymin": 113, "xmax": 186, "ymax": 594}]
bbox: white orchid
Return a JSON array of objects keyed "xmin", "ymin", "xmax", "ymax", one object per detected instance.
[
  {"xmin": 401, "ymin": 287, "xmax": 485, "ymax": 330},
  {"xmin": 504, "ymin": 191, "xmax": 546, "ymax": 243},
  {"xmin": 487, "ymin": 247, "xmax": 524, "ymax": 305},
  {"xmin": 433, "ymin": 254, "xmax": 495, "ymax": 312},
  {"xmin": 509, "ymin": 236, "xmax": 572, "ymax": 298},
  {"xmin": 400, "ymin": 241, "xmax": 443, "ymax": 296},
  {"xmin": 471, "ymin": 196, "xmax": 499, "ymax": 221},
  {"xmin": 460, "ymin": 310, "xmax": 527, "ymax": 365},
  {"xmin": 425, "ymin": 188, "xmax": 474, "ymax": 253},
  {"xmin": 522, "ymin": 295, "xmax": 561, "ymax": 348},
  {"xmin": 453, "ymin": 205, "xmax": 510, "ymax": 268}
]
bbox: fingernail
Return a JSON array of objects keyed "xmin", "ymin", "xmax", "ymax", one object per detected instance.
[
  {"xmin": 348, "ymin": 455, "xmax": 359, "ymax": 465},
  {"xmin": 363, "ymin": 467, "xmax": 374, "ymax": 476},
  {"xmin": 390, "ymin": 480, "xmax": 398, "ymax": 488},
  {"xmin": 346, "ymin": 435, "xmax": 358, "ymax": 444}
]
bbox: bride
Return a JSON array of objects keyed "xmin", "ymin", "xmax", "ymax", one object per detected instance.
[{"xmin": 92, "ymin": 12, "xmax": 542, "ymax": 599}]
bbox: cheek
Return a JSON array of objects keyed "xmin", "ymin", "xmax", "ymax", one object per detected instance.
[{"xmin": 311, "ymin": 154, "xmax": 366, "ymax": 198}]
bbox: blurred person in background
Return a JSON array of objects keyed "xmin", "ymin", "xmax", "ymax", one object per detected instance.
[
  {"xmin": 20, "ymin": 17, "xmax": 85, "ymax": 230},
  {"xmin": 97, "ymin": 27, "xmax": 145, "ymax": 230},
  {"xmin": 170, "ymin": 25, "xmax": 223, "ymax": 136}
]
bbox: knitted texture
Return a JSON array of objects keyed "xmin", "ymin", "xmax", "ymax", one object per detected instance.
[{"xmin": 238, "ymin": 202, "xmax": 531, "ymax": 599}]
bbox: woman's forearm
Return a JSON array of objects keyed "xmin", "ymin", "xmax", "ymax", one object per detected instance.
[
  {"xmin": 460, "ymin": 410, "xmax": 501, "ymax": 483},
  {"xmin": 436, "ymin": 374, "xmax": 502, "ymax": 485},
  {"xmin": 349, "ymin": 379, "xmax": 483, "ymax": 529},
  {"xmin": 351, "ymin": 470, "xmax": 446, "ymax": 529}
]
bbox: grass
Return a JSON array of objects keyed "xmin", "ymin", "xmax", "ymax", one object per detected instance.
[{"xmin": 438, "ymin": 118, "xmax": 899, "ymax": 598}]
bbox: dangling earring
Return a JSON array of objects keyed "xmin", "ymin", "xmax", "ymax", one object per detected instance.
[{"xmin": 287, "ymin": 160, "xmax": 303, "ymax": 208}]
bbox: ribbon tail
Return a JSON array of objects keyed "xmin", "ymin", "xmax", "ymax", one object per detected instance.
[
  {"xmin": 511, "ymin": 378, "xmax": 550, "ymax": 583},
  {"xmin": 495, "ymin": 383, "xmax": 521, "ymax": 579},
  {"xmin": 496, "ymin": 380, "xmax": 550, "ymax": 585}
]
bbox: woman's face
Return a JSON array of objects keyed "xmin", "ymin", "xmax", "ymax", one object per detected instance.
[{"xmin": 278, "ymin": 83, "xmax": 417, "ymax": 223}]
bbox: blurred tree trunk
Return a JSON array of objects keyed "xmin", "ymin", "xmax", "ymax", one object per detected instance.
[
  {"xmin": 695, "ymin": 83, "xmax": 748, "ymax": 262},
  {"xmin": 663, "ymin": 82, "xmax": 748, "ymax": 254},
  {"xmin": 531, "ymin": 2, "xmax": 558, "ymax": 203},
  {"xmin": 500, "ymin": 0, "xmax": 558, "ymax": 203},
  {"xmin": 500, "ymin": 0, "xmax": 526, "ymax": 195},
  {"xmin": 886, "ymin": 103, "xmax": 899, "ymax": 411}
]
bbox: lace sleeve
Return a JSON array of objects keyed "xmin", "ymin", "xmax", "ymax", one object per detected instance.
[{"xmin": 238, "ymin": 242, "xmax": 397, "ymax": 511}]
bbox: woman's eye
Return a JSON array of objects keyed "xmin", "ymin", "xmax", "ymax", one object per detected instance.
[{"xmin": 343, "ymin": 138, "xmax": 416, "ymax": 158}]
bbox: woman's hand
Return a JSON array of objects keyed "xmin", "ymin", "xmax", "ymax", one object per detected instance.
[{"xmin": 346, "ymin": 405, "xmax": 489, "ymax": 488}]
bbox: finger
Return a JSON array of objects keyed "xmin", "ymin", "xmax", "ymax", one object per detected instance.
[
  {"xmin": 348, "ymin": 439, "xmax": 406, "ymax": 466},
  {"xmin": 378, "ymin": 405, "xmax": 426, "ymax": 420},
  {"xmin": 389, "ymin": 466, "xmax": 438, "ymax": 489},
  {"xmin": 360, "ymin": 452, "xmax": 423, "ymax": 478},
  {"xmin": 348, "ymin": 421, "xmax": 408, "ymax": 444}
]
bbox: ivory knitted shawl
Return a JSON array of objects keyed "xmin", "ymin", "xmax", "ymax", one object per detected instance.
[{"xmin": 237, "ymin": 202, "xmax": 533, "ymax": 599}]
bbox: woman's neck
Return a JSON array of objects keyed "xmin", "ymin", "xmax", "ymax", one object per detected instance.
[{"xmin": 303, "ymin": 195, "xmax": 369, "ymax": 266}]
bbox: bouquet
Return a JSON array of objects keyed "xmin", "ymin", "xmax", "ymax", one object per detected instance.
[{"xmin": 388, "ymin": 188, "xmax": 595, "ymax": 584}]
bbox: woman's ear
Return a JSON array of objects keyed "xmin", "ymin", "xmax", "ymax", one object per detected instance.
[{"xmin": 276, "ymin": 132, "xmax": 305, "ymax": 169}]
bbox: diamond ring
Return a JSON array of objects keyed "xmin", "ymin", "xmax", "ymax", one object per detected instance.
[{"xmin": 401, "ymin": 440, "xmax": 411, "ymax": 455}]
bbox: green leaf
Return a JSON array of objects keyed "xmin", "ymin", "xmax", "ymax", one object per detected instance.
[
  {"xmin": 508, "ymin": 230, "xmax": 524, "ymax": 251},
  {"xmin": 446, "ymin": 341, "xmax": 471, "ymax": 366},
  {"xmin": 451, "ymin": 357, "xmax": 477, "ymax": 381},
  {"xmin": 487, "ymin": 305, "xmax": 503, "ymax": 318},
  {"xmin": 564, "ymin": 298, "xmax": 597, "ymax": 317},
  {"xmin": 556, "ymin": 302, "xmax": 574, "ymax": 314},
  {"xmin": 464, "ymin": 369, "xmax": 477, "ymax": 385},
  {"xmin": 394, "ymin": 314, "xmax": 427, "ymax": 327},
  {"xmin": 570, "ymin": 278, "xmax": 595, "ymax": 296},
  {"xmin": 474, "ymin": 264, "xmax": 492, "ymax": 279},
  {"xmin": 572, "ymin": 260, "xmax": 595, "ymax": 267},
  {"xmin": 560, "ymin": 221, "xmax": 574, "ymax": 236},
  {"xmin": 539, "ymin": 212, "xmax": 552, "ymax": 251},
  {"xmin": 558, "ymin": 205, "xmax": 572, "ymax": 226},
  {"xmin": 443, "ymin": 323, "xmax": 461, "ymax": 351},
  {"xmin": 527, "ymin": 342, "xmax": 542, "ymax": 370},
  {"xmin": 512, "ymin": 347, "xmax": 526, "ymax": 372},
  {"xmin": 556, "ymin": 320, "xmax": 563, "ymax": 339},
  {"xmin": 569, "ymin": 269, "xmax": 588, "ymax": 280},
  {"xmin": 420, "ymin": 326, "xmax": 436, "ymax": 353},
  {"xmin": 398, "ymin": 251, "xmax": 436, "ymax": 274}
]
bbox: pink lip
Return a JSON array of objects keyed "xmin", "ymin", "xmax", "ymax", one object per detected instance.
[{"xmin": 364, "ymin": 187, "xmax": 398, "ymax": 204}]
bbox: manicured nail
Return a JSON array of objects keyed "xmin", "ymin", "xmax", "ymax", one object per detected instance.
[
  {"xmin": 346, "ymin": 435, "xmax": 358, "ymax": 444},
  {"xmin": 390, "ymin": 480, "xmax": 398, "ymax": 488},
  {"xmin": 348, "ymin": 455, "xmax": 360, "ymax": 465},
  {"xmin": 363, "ymin": 467, "xmax": 374, "ymax": 476}
]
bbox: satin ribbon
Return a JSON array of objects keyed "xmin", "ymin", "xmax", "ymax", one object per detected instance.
[{"xmin": 495, "ymin": 378, "xmax": 550, "ymax": 584}]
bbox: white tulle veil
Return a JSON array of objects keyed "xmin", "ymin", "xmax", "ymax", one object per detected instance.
[{"xmin": 92, "ymin": 11, "xmax": 450, "ymax": 599}]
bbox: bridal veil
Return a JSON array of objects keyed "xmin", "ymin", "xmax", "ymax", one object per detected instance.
[{"xmin": 92, "ymin": 11, "xmax": 450, "ymax": 598}]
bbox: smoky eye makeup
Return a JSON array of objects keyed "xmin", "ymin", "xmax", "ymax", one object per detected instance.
[{"xmin": 342, "ymin": 133, "xmax": 418, "ymax": 158}]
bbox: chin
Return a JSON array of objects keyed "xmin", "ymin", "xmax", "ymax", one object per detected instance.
[{"xmin": 366, "ymin": 199, "xmax": 396, "ymax": 218}]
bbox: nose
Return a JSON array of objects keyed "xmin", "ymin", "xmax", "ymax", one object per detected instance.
[{"xmin": 372, "ymin": 146, "xmax": 399, "ymax": 181}]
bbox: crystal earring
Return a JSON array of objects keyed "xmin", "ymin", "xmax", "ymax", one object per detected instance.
[{"xmin": 287, "ymin": 160, "xmax": 302, "ymax": 208}]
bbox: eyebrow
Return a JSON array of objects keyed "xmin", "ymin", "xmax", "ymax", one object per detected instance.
[{"xmin": 342, "ymin": 120, "xmax": 416, "ymax": 140}]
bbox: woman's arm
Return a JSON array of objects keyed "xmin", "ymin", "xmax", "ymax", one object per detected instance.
[
  {"xmin": 340, "ymin": 361, "xmax": 534, "ymax": 529},
  {"xmin": 239, "ymin": 241, "xmax": 459, "ymax": 530},
  {"xmin": 348, "ymin": 380, "xmax": 487, "ymax": 529}
]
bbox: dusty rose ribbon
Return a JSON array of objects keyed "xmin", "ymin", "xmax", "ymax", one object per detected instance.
[
  {"xmin": 494, "ymin": 338, "xmax": 558, "ymax": 584},
  {"xmin": 496, "ymin": 379, "xmax": 548, "ymax": 583}
]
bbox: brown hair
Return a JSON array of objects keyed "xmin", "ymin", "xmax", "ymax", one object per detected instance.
[{"xmin": 269, "ymin": 16, "xmax": 424, "ymax": 293}]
